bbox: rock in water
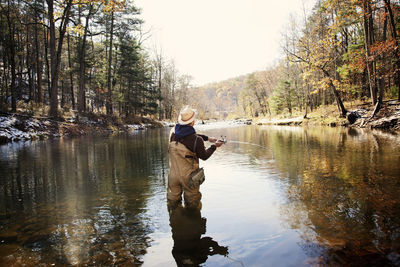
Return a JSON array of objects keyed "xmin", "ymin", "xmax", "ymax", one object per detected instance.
[{"xmin": 347, "ymin": 111, "xmax": 361, "ymax": 124}]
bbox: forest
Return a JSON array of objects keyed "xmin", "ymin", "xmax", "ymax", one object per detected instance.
[
  {"xmin": 187, "ymin": 0, "xmax": 400, "ymax": 120},
  {"xmin": 0, "ymin": 0, "xmax": 399, "ymax": 122},
  {"xmin": 0, "ymin": 0, "xmax": 160, "ymax": 119}
]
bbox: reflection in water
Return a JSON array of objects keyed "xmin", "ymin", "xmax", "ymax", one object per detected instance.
[
  {"xmin": 257, "ymin": 126, "xmax": 400, "ymax": 266},
  {"xmin": 0, "ymin": 131, "xmax": 168, "ymax": 266},
  {"xmin": 1, "ymin": 125, "xmax": 400, "ymax": 266},
  {"xmin": 168, "ymin": 205, "xmax": 228, "ymax": 266},
  {"xmin": 198, "ymin": 125, "xmax": 400, "ymax": 266}
]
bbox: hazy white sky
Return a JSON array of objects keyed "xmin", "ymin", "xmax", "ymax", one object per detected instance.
[{"xmin": 136, "ymin": 0, "xmax": 317, "ymax": 86}]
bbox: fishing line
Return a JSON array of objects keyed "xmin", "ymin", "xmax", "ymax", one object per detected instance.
[
  {"xmin": 227, "ymin": 140, "xmax": 269, "ymax": 150},
  {"xmin": 218, "ymin": 136, "xmax": 270, "ymax": 150}
]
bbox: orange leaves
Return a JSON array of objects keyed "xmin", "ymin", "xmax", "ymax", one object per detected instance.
[{"xmin": 369, "ymin": 38, "xmax": 397, "ymax": 58}]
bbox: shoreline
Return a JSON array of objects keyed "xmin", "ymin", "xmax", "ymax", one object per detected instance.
[
  {"xmin": 254, "ymin": 100, "xmax": 400, "ymax": 130},
  {"xmin": 1, "ymin": 100, "xmax": 399, "ymax": 145},
  {"xmin": 0, "ymin": 113, "xmax": 165, "ymax": 145}
]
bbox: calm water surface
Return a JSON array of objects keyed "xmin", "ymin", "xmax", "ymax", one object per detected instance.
[{"xmin": 1, "ymin": 125, "xmax": 400, "ymax": 266}]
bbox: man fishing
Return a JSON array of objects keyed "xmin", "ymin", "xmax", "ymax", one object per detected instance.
[{"xmin": 168, "ymin": 105, "xmax": 224, "ymax": 209}]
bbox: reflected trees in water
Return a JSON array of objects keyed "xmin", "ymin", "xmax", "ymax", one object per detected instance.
[
  {"xmin": 265, "ymin": 127, "xmax": 400, "ymax": 265},
  {"xmin": 0, "ymin": 132, "xmax": 168, "ymax": 265}
]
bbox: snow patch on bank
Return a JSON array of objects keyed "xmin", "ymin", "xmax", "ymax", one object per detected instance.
[
  {"xmin": 1, "ymin": 114, "xmax": 161, "ymax": 144},
  {"xmin": 126, "ymin": 124, "xmax": 146, "ymax": 131},
  {"xmin": 0, "ymin": 115, "xmax": 49, "ymax": 142}
]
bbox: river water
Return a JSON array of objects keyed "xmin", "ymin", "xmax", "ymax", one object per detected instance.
[{"xmin": 1, "ymin": 124, "xmax": 400, "ymax": 266}]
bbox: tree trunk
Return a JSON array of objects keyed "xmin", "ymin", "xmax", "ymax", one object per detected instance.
[
  {"xmin": 67, "ymin": 34, "xmax": 75, "ymax": 110},
  {"xmin": 1, "ymin": 51, "xmax": 9, "ymax": 109},
  {"xmin": 25, "ymin": 25, "xmax": 34, "ymax": 103},
  {"xmin": 321, "ymin": 68, "xmax": 347, "ymax": 117},
  {"xmin": 77, "ymin": 4, "xmax": 93, "ymax": 114},
  {"xmin": 378, "ymin": 8, "xmax": 387, "ymax": 105},
  {"xmin": 330, "ymin": 80, "xmax": 347, "ymax": 117},
  {"xmin": 285, "ymin": 82, "xmax": 292, "ymax": 115},
  {"xmin": 9, "ymin": 39, "xmax": 17, "ymax": 112},
  {"xmin": 48, "ymin": 0, "xmax": 57, "ymax": 116},
  {"xmin": 17, "ymin": 33, "xmax": 23, "ymax": 101},
  {"xmin": 28, "ymin": 59, "xmax": 34, "ymax": 103},
  {"xmin": 157, "ymin": 54, "xmax": 162, "ymax": 120},
  {"xmin": 34, "ymin": 21, "xmax": 42, "ymax": 103},
  {"xmin": 6, "ymin": 0, "xmax": 17, "ymax": 112},
  {"xmin": 106, "ymin": 11, "xmax": 114, "ymax": 115},
  {"xmin": 61, "ymin": 79, "xmax": 65, "ymax": 107},
  {"xmin": 47, "ymin": 0, "xmax": 73, "ymax": 118},
  {"xmin": 44, "ymin": 27, "xmax": 51, "ymax": 104},
  {"xmin": 363, "ymin": 0, "xmax": 377, "ymax": 105}
]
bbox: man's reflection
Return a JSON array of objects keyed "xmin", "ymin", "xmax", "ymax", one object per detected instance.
[{"xmin": 169, "ymin": 205, "xmax": 228, "ymax": 266}]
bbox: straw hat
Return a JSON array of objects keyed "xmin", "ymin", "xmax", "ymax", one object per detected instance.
[{"xmin": 178, "ymin": 105, "xmax": 197, "ymax": 125}]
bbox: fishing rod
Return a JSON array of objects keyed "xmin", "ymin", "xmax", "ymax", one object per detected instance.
[{"xmin": 218, "ymin": 136, "xmax": 269, "ymax": 150}]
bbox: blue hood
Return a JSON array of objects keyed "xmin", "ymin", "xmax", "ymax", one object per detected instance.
[{"xmin": 174, "ymin": 124, "xmax": 195, "ymax": 140}]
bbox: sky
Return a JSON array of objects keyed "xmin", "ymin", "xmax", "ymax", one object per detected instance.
[{"xmin": 135, "ymin": 0, "xmax": 317, "ymax": 86}]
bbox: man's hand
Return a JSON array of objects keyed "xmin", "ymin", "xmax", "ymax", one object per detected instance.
[
  {"xmin": 209, "ymin": 137, "xmax": 224, "ymax": 147},
  {"xmin": 208, "ymin": 137, "xmax": 218, "ymax": 143},
  {"xmin": 215, "ymin": 140, "xmax": 224, "ymax": 147}
]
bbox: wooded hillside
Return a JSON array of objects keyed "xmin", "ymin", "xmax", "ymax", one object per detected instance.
[{"xmin": 184, "ymin": 0, "xmax": 400, "ymax": 120}]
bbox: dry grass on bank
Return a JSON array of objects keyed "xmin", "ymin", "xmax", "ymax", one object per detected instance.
[{"xmin": 252, "ymin": 99, "xmax": 399, "ymax": 128}]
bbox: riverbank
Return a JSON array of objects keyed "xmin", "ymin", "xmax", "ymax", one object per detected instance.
[
  {"xmin": 254, "ymin": 100, "xmax": 400, "ymax": 130},
  {"xmin": 1, "ymin": 100, "xmax": 399, "ymax": 144},
  {"xmin": 0, "ymin": 113, "xmax": 164, "ymax": 144}
]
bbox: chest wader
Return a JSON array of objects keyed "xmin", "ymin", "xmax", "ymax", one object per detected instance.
[{"xmin": 168, "ymin": 139, "xmax": 202, "ymax": 209}]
